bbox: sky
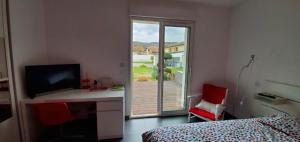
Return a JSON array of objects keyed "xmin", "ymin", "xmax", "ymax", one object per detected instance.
[{"xmin": 132, "ymin": 22, "xmax": 186, "ymax": 43}]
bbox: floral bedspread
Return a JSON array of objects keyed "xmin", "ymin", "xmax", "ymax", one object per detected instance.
[{"xmin": 142, "ymin": 117, "xmax": 299, "ymax": 142}]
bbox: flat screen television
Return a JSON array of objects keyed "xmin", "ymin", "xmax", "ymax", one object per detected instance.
[{"xmin": 25, "ymin": 64, "xmax": 81, "ymax": 98}]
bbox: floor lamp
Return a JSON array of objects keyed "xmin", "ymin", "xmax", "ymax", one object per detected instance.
[{"xmin": 233, "ymin": 54, "xmax": 255, "ymax": 117}]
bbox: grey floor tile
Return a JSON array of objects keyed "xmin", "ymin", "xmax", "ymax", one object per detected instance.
[
  {"xmin": 124, "ymin": 118, "xmax": 146, "ymax": 135},
  {"xmin": 121, "ymin": 133, "xmax": 143, "ymax": 142},
  {"xmin": 122, "ymin": 116, "xmax": 188, "ymax": 142}
]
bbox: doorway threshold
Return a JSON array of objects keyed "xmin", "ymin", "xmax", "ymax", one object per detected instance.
[{"xmin": 130, "ymin": 113, "xmax": 159, "ymax": 119}]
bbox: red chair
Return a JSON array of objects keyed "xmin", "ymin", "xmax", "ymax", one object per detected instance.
[
  {"xmin": 34, "ymin": 103, "xmax": 83, "ymax": 141},
  {"xmin": 188, "ymin": 84, "xmax": 228, "ymax": 122}
]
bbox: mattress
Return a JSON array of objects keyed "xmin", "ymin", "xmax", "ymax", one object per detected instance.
[{"xmin": 142, "ymin": 116, "xmax": 300, "ymax": 142}]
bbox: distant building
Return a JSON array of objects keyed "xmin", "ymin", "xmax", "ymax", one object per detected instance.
[
  {"xmin": 165, "ymin": 43, "xmax": 184, "ymax": 53},
  {"xmin": 146, "ymin": 46, "xmax": 159, "ymax": 54},
  {"xmin": 165, "ymin": 43, "xmax": 185, "ymax": 67},
  {"xmin": 132, "ymin": 43, "xmax": 186, "ymax": 68},
  {"xmin": 132, "ymin": 45, "xmax": 145, "ymax": 55}
]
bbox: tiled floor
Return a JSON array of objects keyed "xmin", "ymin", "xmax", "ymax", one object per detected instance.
[{"xmin": 119, "ymin": 116, "xmax": 190, "ymax": 142}]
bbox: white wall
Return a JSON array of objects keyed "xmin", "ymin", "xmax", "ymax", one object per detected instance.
[
  {"xmin": 227, "ymin": 0, "xmax": 300, "ymax": 118},
  {"xmin": 9, "ymin": 0, "xmax": 48, "ymax": 99},
  {"xmin": 44, "ymin": 0, "xmax": 130, "ymax": 114},
  {"xmin": 44, "ymin": 0, "xmax": 129, "ymax": 83},
  {"xmin": 130, "ymin": 0, "xmax": 198, "ymax": 20},
  {"xmin": 130, "ymin": 0, "xmax": 230, "ymax": 94},
  {"xmin": 191, "ymin": 5, "xmax": 230, "ymax": 92},
  {"xmin": 8, "ymin": 0, "xmax": 48, "ymax": 141}
]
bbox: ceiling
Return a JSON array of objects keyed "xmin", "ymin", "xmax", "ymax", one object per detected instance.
[{"xmin": 177, "ymin": 0, "xmax": 244, "ymax": 7}]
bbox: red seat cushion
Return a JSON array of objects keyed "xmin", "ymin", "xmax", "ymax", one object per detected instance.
[
  {"xmin": 189, "ymin": 107, "xmax": 222, "ymax": 121},
  {"xmin": 34, "ymin": 103, "xmax": 74, "ymax": 126},
  {"xmin": 201, "ymin": 84, "xmax": 227, "ymax": 104}
]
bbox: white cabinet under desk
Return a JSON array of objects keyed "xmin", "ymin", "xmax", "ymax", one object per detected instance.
[
  {"xmin": 21, "ymin": 89, "xmax": 125, "ymax": 142},
  {"xmin": 96, "ymin": 100, "xmax": 124, "ymax": 139}
]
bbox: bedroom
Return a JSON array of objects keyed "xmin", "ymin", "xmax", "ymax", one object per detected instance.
[{"xmin": 0, "ymin": 0, "xmax": 299, "ymax": 141}]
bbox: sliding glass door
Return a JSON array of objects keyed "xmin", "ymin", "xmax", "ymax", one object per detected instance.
[
  {"xmin": 131, "ymin": 18, "xmax": 192, "ymax": 117},
  {"xmin": 160, "ymin": 24, "xmax": 190, "ymax": 115}
]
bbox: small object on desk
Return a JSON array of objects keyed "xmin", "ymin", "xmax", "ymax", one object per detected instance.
[
  {"xmin": 92, "ymin": 80, "xmax": 98, "ymax": 89},
  {"xmin": 255, "ymin": 92, "xmax": 287, "ymax": 104},
  {"xmin": 98, "ymin": 77, "xmax": 113, "ymax": 88},
  {"xmin": 89, "ymin": 80, "xmax": 108, "ymax": 91},
  {"xmin": 81, "ymin": 79, "xmax": 91, "ymax": 89},
  {"xmin": 81, "ymin": 72, "xmax": 91, "ymax": 89}
]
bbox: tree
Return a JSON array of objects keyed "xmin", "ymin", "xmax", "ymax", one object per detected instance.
[{"xmin": 164, "ymin": 53, "xmax": 172, "ymax": 60}]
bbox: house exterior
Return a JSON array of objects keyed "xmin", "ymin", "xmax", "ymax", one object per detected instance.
[
  {"xmin": 132, "ymin": 45, "xmax": 145, "ymax": 55},
  {"xmin": 146, "ymin": 46, "xmax": 159, "ymax": 54},
  {"xmin": 165, "ymin": 43, "xmax": 184, "ymax": 53},
  {"xmin": 165, "ymin": 43, "xmax": 185, "ymax": 67}
]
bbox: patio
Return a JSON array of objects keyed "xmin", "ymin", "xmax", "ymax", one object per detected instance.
[{"xmin": 131, "ymin": 80, "xmax": 184, "ymax": 116}]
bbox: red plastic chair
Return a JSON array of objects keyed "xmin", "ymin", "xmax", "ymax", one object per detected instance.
[
  {"xmin": 188, "ymin": 84, "xmax": 228, "ymax": 122},
  {"xmin": 35, "ymin": 103, "xmax": 73, "ymax": 126},
  {"xmin": 34, "ymin": 103, "xmax": 83, "ymax": 141}
]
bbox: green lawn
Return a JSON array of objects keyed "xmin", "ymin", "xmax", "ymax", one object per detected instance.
[
  {"xmin": 170, "ymin": 67, "xmax": 183, "ymax": 74},
  {"xmin": 132, "ymin": 63, "xmax": 183, "ymax": 81},
  {"xmin": 133, "ymin": 61, "xmax": 153, "ymax": 64},
  {"xmin": 132, "ymin": 65, "xmax": 153, "ymax": 80}
]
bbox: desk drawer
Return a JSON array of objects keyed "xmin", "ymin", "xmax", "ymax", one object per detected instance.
[{"xmin": 97, "ymin": 101, "xmax": 122, "ymax": 111}]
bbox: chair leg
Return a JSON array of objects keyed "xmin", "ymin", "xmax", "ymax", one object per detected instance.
[{"xmin": 188, "ymin": 113, "xmax": 191, "ymax": 123}]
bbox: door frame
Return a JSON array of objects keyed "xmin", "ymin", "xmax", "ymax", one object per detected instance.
[{"xmin": 129, "ymin": 16, "xmax": 194, "ymax": 118}]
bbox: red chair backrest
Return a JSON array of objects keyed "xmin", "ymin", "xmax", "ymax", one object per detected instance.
[
  {"xmin": 34, "ymin": 103, "xmax": 73, "ymax": 126},
  {"xmin": 201, "ymin": 84, "xmax": 227, "ymax": 104}
]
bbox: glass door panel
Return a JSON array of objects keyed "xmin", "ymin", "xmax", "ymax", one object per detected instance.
[
  {"xmin": 162, "ymin": 26, "xmax": 190, "ymax": 113},
  {"xmin": 131, "ymin": 20, "xmax": 160, "ymax": 117}
]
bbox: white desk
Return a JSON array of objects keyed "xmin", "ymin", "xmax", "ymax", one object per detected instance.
[{"xmin": 21, "ymin": 89, "xmax": 125, "ymax": 142}]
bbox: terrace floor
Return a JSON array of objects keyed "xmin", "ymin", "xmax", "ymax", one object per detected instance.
[{"xmin": 131, "ymin": 80, "xmax": 184, "ymax": 116}]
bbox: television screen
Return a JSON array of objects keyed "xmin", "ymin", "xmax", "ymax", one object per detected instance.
[{"xmin": 25, "ymin": 64, "xmax": 80, "ymax": 98}]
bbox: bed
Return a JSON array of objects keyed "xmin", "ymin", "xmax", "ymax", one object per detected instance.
[{"xmin": 142, "ymin": 114, "xmax": 300, "ymax": 142}]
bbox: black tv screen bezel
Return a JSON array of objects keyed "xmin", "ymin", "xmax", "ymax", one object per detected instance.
[{"xmin": 25, "ymin": 64, "xmax": 81, "ymax": 98}]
